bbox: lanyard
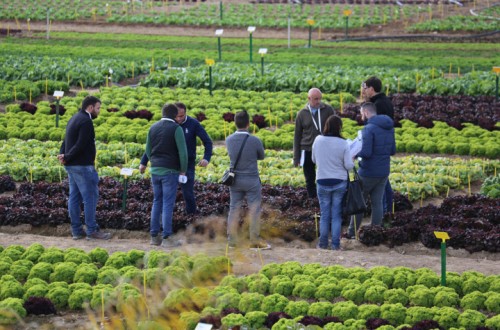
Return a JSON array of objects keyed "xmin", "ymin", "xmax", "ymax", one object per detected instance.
[{"xmin": 307, "ymin": 104, "xmax": 322, "ymax": 135}]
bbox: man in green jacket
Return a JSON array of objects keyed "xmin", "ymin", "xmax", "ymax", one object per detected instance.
[
  {"xmin": 293, "ymin": 88, "xmax": 336, "ymax": 198},
  {"xmin": 146, "ymin": 103, "xmax": 188, "ymax": 247}
]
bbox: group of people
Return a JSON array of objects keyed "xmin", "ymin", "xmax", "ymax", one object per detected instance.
[
  {"xmin": 294, "ymin": 77, "xmax": 396, "ymax": 250},
  {"xmin": 58, "ymin": 76, "xmax": 395, "ymax": 251}
]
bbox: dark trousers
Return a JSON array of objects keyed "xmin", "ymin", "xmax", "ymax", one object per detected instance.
[
  {"xmin": 383, "ymin": 180, "xmax": 394, "ymax": 214},
  {"xmin": 181, "ymin": 167, "xmax": 197, "ymax": 214},
  {"xmin": 303, "ymin": 150, "xmax": 317, "ymax": 198}
]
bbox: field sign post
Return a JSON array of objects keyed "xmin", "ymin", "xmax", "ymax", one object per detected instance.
[
  {"xmin": 46, "ymin": 9, "xmax": 50, "ymax": 40},
  {"xmin": 215, "ymin": 29, "xmax": 223, "ymax": 61},
  {"xmin": 344, "ymin": 9, "xmax": 352, "ymax": 40},
  {"xmin": 219, "ymin": 1, "xmax": 223, "ymax": 20},
  {"xmin": 434, "ymin": 231, "xmax": 450, "ymax": 286},
  {"xmin": 120, "ymin": 168, "xmax": 133, "ymax": 211},
  {"xmin": 493, "ymin": 67, "xmax": 500, "ymax": 101},
  {"xmin": 259, "ymin": 48, "xmax": 268, "ymax": 76},
  {"xmin": 205, "ymin": 59, "xmax": 215, "ymax": 96},
  {"xmin": 248, "ymin": 26, "xmax": 256, "ymax": 63},
  {"xmin": 53, "ymin": 91, "xmax": 64, "ymax": 128},
  {"xmin": 306, "ymin": 19, "xmax": 315, "ymax": 48}
]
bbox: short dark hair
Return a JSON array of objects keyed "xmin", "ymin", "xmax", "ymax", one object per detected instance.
[
  {"xmin": 323, "ymin": 115, "xmax": 344, "ymax": 139},
  {"xmin": 175, "ymin": 102, "xmax": 186, "ymax": 111},
  {"xmin": 364, "ymin": 76, "xmax": 382, "ymax": 93},
  {"xmin": 162, "ymin": 103, "xmax": 178, "ymax": 119},
  {"xmin": 81, "ymin": 96, "xmax": 101, "ymax": 112},
  {"xmin": 361, "ymin": 102, "xmax": 377, "ymax": 115},
  {"xmin": 234, "ymin": 111, "xmax": 249, "ymax": 129}
]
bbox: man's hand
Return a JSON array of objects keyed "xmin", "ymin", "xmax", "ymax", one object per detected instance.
[
  {"xmin": 57, "ymin": 154, "xmax": 65, "ymax": 165},
  {"xmin": 293, "ymin": 161, "xmax": 300, "ymax": 167},
  {"xmin": 198, "ymin": 159, "xmax": 209, "ymax": 167},
  {"xmin": 139, "ymin": 164, "xmax": 147, "ymax": 174}
]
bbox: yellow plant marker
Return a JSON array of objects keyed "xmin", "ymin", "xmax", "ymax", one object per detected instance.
[
  {"xmin": 45, "ymin": 78, "xmax": 48, "ymax": 95},
  {"xmin": 223, "ymin": 120, "xmax": 227, "ymax": 139},
  {"xmin": 101, "ymin": 289, "xmax": 105, "ymax": 326},
  {"xmin": 420, "ymin": 193, "xmax": 423, "ymax": 208},
  {"xmin": 15, "ymin": 18, "xmax": 20, "ymax": 29},
  {"xmin": 29, "ymin": 168, "xmax": 33, "ymax": 183},
  {"xmin": 449, "ymin": 63, "xmax": 452, "ymax": 75},
  {"xmin": 397, "ymin": 77, "xmax": 400, "ymax": 93},
  {"xmin": 340, "ymin": 93, "xmax": 343, "ymax": 114},
  {"xmin": 468, "ymin": 174, "xmax": 471, "ymax": 196},
  {"xmin": 151, "ymin": 57, "xmax": 155, "ymax": 72},
  {"xmin": 446, "ymin": 186, "xmax": 450, "ymax": 198},
  {"xmin": 258, "ymin": 247, "xmax": 264, "ymax": 266},
  {"xmin": 431, "ymin": 67, "xmax": 435, "ymax": 79},
  {"xmin": 392, "ymin": 201, "xmax": 395, "ymax": 214},
  {"xmin": 29, "ymin": 89, "xmax": 32, "ymax": 103},
  {"xmin": 275, "ymin": 116, "xmax": 278, "ymax": 129},
  {"xmin": 314, "ymin": 213, "xmax": 318, "ymax": 238}
]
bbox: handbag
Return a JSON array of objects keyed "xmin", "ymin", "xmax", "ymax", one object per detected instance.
[
  {"xmin": 220, "ymin": 134, "xmax": 249, "ymax": 186},
  {"xmin": 342, "ymin": 167, "xmax": 367, "ymax": 216}
]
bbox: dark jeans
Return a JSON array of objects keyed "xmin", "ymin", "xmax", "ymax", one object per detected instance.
[
  {"xmin": 181, "ymin": 167, "xmax": 196, "ymax": 214},
  {"xmin": 383, "ymin": 180, "xmax": 394, "ymax": 214},
  {"xmin": 348, "ymin": 176, "xmax": 388, "ymax": 236},
  {"xmin": 303, "ymin": 150, "xmax": 317, "ymax": 198}
]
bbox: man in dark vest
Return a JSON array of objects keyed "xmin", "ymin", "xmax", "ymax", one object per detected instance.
[{"xmin": 146, "ymin": 103, "xmax": 188, "ymax": 247}]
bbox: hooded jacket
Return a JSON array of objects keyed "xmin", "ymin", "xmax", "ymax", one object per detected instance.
[{"xmin": 357, "ymin": 115, "xmax": 396, "ymax": 178}]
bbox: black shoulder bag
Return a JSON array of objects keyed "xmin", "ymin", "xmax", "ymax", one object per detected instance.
[
  {"xmin": 342, "ymin": 167, "xmax": 367, "ymax": 216},
  {"xmin": 221, "ymin": 134, "xmax": 249, "ymax": 186}
]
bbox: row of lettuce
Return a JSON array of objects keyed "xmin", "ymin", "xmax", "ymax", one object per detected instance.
[
  {"xmin": 0, "ymin": 61, "xmax": 498, "ymax": 99},
  {"xmin": 0, "ymin": 244, "xmax": 499, "ymax": 328},
  {"xmin": 1, "ymin": 0, "xmax": 498, "ymax": 32},
  {"xmin": 1, "ymin": 137, "xmax": 498, "ymax": 200}
]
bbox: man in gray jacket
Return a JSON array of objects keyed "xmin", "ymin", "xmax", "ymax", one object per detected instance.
[
  {"xmin": 293, "ymin": 88, "xmax": 335, "ymax": 198},
  {"xmin": 226, "ymin": 111, "xmax": 268, "ymax": 249}
]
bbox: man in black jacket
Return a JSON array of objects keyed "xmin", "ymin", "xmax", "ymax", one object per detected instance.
[
  {"xmin": 362, "ymin": 76, "xmax": 394, "ymax": 214},
  {"xmin": 58, "ymin": 96, "xmax": 111, "ymax": 240}
]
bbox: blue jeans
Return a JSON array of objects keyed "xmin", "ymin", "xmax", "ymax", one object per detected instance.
[
  {"xmin": 348, "ymin": 176, "xmax": 388, "ymax": 236},
  {"xmin": 150, "ymin": 173, "xmax": 178, "ymax": 238},
  {"xmin": 65, "ymin": 165, "xmax": 99, "ymax": 237},
  {"xmin": 317, "ymin": 181, "xmax": 347, "ymax": 249},
  {"xmin": 181, "ymin": 167, "xmax": 196, "ymax": 214},
  {"xmin": 227, "ymin": 175, "xmax": 262, "ymax": 243}
]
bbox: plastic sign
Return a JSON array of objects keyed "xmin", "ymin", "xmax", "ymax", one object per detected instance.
[
  {"xmin": 194, "ymin": 323, "xmax": 213, "ymax": 330},
  {"xmin": 493, "ymin": 67, "xmax": 500, "ymax": 74},
  {"xmin": 434, "ymin": 231, "xmax": 450, "ymax": 242},
  {"xmin": 247, "ymin": 26, "xmax": 256, "ymax": 33},
  {"xmin": 215, "ymin": 29, "xmax": 223, "ymax": 36},
  {"xmin": 205, "ymin": 58, "xmax": 215, "ymax": 66},
  {"xmin": 306, "ymin": 19, "xmax": 315, "ymax": 25},
  {"xmin": 53, "ymin": 91, "xmax": 64, "ymax": 99},
  {"xmin": 343, "ymin": 9, "xmax": 353, "ymax": 16},
  {"xmin": 120, "ymin": 168, "xmax": 134, "ymax": 176},
  {"xmin": 109, "ymin": 68, "xmax": 113, "ymax": 75},
  {"xmin": 258, "ymin": 48, "xmax": 268, "ymax": 55}
]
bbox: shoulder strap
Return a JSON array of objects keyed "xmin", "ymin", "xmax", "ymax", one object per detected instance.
[{"xmin": 232, "ymin": 134, "xmax": 250, "ymax": 170}]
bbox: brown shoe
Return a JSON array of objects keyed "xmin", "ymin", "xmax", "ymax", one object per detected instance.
[
  {"xmin": 249, "ymin": 241, "xmax": 271, "ymax": 250},
  {"xmin": 87, "ymin": 231, "xmax": 112, "ymax": 240}
]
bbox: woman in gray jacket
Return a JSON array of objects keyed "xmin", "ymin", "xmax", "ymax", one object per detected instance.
[{"xmin": 312, "ymin": 115, "xmax": 354, "ymax": 250}]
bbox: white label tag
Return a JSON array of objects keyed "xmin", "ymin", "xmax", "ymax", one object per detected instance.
[
  {"xmin": 195, "ymin": 323, "xmax": 213, "ymax": 330},
  {"xmin": 120, "ymin": 168, "xmax": 134, "ymax": 176}
]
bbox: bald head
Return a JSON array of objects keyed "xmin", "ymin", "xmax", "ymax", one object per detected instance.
[{"xmin": 308, "ymin": 88, "xmax": 322, "ymax": 108}]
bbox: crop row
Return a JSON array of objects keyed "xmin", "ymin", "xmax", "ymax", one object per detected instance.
[
  {"xmin": 0, "ymin": 135, "xmax": 498, "ymax": 199},
  {"xmin": 2, "ymin": 36, "xmax": 497, "ymax": 74},
  {"xmin": 0, "ymin": 243, "xmax": 499, "ymax": 328}
]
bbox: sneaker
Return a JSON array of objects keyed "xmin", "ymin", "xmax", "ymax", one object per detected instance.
[
  {"xmin": 343, "ymin": 232, "xmax": 355, "ymax": 240},
  {"xmin": 150, "ymin": 235, "xmax": 162, "ymax": 246},
  {"xmin": 316, "ymin": 243, "xmax": 328, "ymax": 250},
  {"xmin": 332, "ymin": 246, "xmax": 344, "ymax": 251},
  {"xmin": 72, "ymin": 234, "xmax": 85, "ymax": 240},
  {"xmin": 161, "ymin": 237, "xmax": 181, "ymax": 248},
  {"xmin": 249, "ymin": 241, "xmax": 271, "ymax": 250},
  {"xmin": 87, "ymin": 231, "xmax": 112, "ymax": 240}
]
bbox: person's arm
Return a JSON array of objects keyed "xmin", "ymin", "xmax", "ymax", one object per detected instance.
[
  {"xmin": 256, "ymin": 137, "xmax": 265, "ymax": 161},
  {"xmin": 390, "ymin": 129, "xmax": 396, "ymax": 156},
  {"xmin": 139, "ymin": 153, "xmax": 149, "ymax": 174},
  {"xmin": 293, "ymin": 112, "xmax": 303, "ymax": 166},
  {"xmin": 145, "ymin": 132, "xmax": 152, "ymax": 160},
  {"xmin": 356, "ymin": 128, "xmax": 373, "ymax": 159},
  {"xmin": 175, "ymin": 126, "xmax": 188, "ymax": 173},
  {"xmin": 63, "ymin": 120, "xmax": 93, "ymax": 163},
  {"xmin": 311, "ymin": 138, "xmax": 318, "ymax": 164},
  {"xmin": 196, "ymin": 122, "xmax": 213, "ymax": 166}
]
